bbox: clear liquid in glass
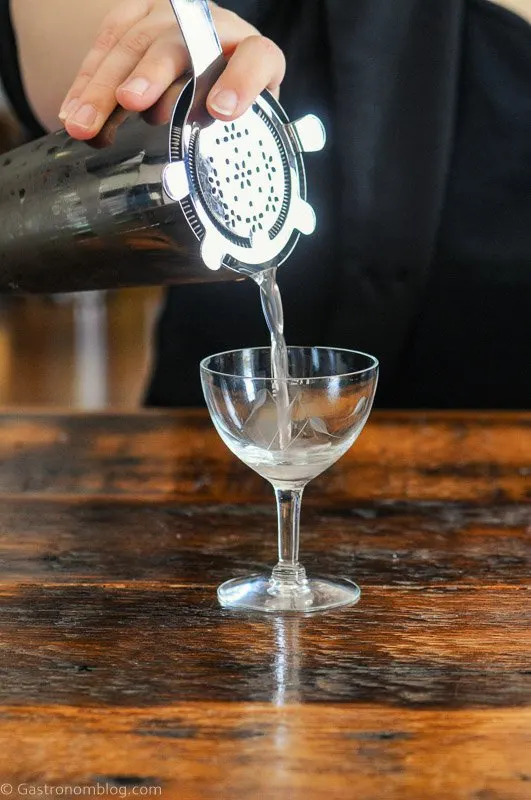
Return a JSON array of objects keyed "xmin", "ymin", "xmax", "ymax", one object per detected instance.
[{"xmin": 255, "ymin": 268, "xmax": 291, "ymax": 450}]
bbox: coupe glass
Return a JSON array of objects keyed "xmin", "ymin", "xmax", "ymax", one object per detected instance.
[{"xmin": 200, "ymin": 346, "xmax": 379, "ymax": 613}]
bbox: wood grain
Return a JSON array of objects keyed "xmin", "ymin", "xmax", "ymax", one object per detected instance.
[
  {"xmin": 0, "ymin": 705, "xmax": 529, "ymax": 800},
  {"xmin": 0, "ymin": 410, "xmax": 528, "ymax": 799},
  {"xmin": 0, "ymin": 581, "xmax": 528, "ymax": 707},
  {"xmin": 0, "ymin": 410, "xmax": 528, "ymax": 502}
]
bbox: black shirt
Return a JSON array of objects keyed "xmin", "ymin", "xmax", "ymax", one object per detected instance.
[
  {"xmin": 0, "ymin": 1, "xmax": 45, "ymax": 139},
  {"xmin": 383, "ymin": 0, "xmax": 531, "ymax": 407},
  {"xmin": 1, "ymin": 0, "xmax": 530, "ymax": 408}
]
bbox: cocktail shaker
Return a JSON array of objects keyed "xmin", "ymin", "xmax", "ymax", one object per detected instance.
[{"xmin": 0, "ymin": 0, "xmax": 325, "ymax": 295}]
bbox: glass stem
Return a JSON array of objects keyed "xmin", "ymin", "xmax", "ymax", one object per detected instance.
[{"xmin": 270, "ymin": 486, "xmax": 309, "ymax": 592}]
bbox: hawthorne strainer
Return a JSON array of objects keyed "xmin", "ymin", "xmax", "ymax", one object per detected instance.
[{"xmin": 162, "ymin": 0, "xmax": 325, "ymax": 276}]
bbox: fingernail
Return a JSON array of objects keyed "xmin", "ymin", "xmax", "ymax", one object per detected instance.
[
  {"xmin": 70, "ymin": 104, "xmax": 98, "ymax": 129},
  {"xmin": 58, "ymin": 98, "xmax": 79, "ymax": 121},
  {"xmin": 209, "ymin": 88, "xmax": 238, "ymax": 116},
  {"xmin": 120, "ymin": 77, "xmax": 150, "ymax": 96}
]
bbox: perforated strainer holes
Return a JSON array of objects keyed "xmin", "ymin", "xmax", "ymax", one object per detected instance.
[
  {"xmin": 195, "ymin": 111, "xmax": 288, "ymax": 242},
  {"xmin": 214, "ymin": 123, "xmax": 256, "ymax": 231},
  {"xmin": 215, "ymin": 121, "xmax": 249, "ymax": 144},
  {"xmin": 207, "ymin": 156, "xmax": 226, "ymax": 203}
]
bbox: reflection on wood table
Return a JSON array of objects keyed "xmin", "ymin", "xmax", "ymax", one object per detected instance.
[{"xmin": 0, "ymin": 410, "xmax": 528, "ymax": 799}]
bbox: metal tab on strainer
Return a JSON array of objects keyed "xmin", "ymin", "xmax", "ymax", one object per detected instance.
[{"xmin": 162, "ymin": 0, "xmax": 325, "ymax": 276}]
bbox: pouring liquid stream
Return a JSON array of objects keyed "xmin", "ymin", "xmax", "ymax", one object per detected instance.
[{"xmin": 255, "ymin": 268, "xmax": 291, "ymax": 450}]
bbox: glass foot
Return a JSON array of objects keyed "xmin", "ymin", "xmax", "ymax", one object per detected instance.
[{"xmin": 217, "ymin": 573, "xmax": 361, "ymax": 613}]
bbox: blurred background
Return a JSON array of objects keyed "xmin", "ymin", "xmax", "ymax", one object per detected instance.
[{"xmin": 0, "ymin": 85, "xmax": 162, "ymax": 410}]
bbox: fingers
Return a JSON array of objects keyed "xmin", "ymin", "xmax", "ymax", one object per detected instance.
[
  {"xmin": 210, "ymin": 6, "xmax": 260, "ymax": 52},
  {"xmin": 207, "ymin": 36, "xmax": 286, "ymax": 120},
  {"xmin": 141, "ymin": 76, "xmax": 189, "ymax": 126},
  {"xmin": 64, "ymin": 18, "xmax": 182, "ymax": 139},
  {"xmin": 115, "ymin": 33, "xmax": 189, "ymax": 113},
  {"xmin": 60, "ymin": 0, "xmax": 151, "ymax": 126},
  {"xmin": 60, "ymin": 0, "xmax": 285, "ymax": 141}
]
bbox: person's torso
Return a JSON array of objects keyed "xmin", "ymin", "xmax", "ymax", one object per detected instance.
[
  {"xmin": 381, "ymin": 0, "xmax": 531, "ymax": 408},
  {"xmin": 147, "ymin": 0, "xmax": 531, "ymax": 408}
]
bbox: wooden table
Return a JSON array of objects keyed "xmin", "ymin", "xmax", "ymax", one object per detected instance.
[{"xmin": 0, "ymin": 410, "xmax": 529, "ymax": 799}]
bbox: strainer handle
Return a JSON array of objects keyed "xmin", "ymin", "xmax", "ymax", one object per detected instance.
[{"xmin": 168, "ymin": 0, "xmax": 223, "ymax": 77}]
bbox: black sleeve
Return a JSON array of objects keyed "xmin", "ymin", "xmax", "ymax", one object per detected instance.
[{"xmin": 0, "ymin": 0, "xmax": 46, "ymax": 138}]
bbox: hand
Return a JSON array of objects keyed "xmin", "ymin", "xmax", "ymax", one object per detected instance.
[{"xmin": 59, "ymin": 0, "xmax": 285, "ymax": 140}]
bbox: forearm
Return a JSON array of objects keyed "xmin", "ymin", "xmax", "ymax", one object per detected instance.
[{"xmin": 11, "ymin": 0, "xmax": 120, "ymax": 131}]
